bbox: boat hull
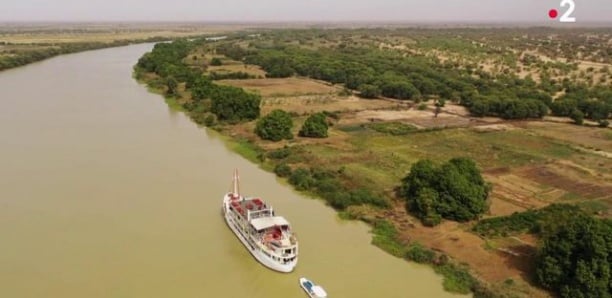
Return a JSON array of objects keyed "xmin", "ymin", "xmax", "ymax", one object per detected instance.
[{"xmin": 223, "ymin": 196, "xmax": 297, "ymax": 273}]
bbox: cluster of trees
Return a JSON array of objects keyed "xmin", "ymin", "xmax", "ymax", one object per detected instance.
[
  {"xmin": 217, "ymin": 44, "xmax": 459, "ymax": 103},
  {"xmin": 550, "ymin": 84, "xmax": 612, "ymax": 126},
  {"xmin": 467, "ymin": 97, "xmax": 548, "ymax": 119},
  {"xmin": 254, "ymin": 111, "xmax": 329, "ymax": 141},
  {"xmin": 401, "ymin": 158, "xmax": 490, "ymax": 226},
  {"xmin": 209, "ymin": 71, "xmax": 258, "ymax": 80},
  {"xmin": 472, "ymin": 202, "xmax": 612, "ymax": 298},
  {"xmin": 136, "ymin": 40, "xmax": 261, "ymax": 123},
  {"xmin": 214, "ymin": 30, "xmax": 612, "ymax": 121},
  {"xmin": 536, "ymin": 214, "xmax": 612, "ymax": 298}
]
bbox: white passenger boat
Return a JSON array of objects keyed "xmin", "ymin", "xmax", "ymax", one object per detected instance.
[
  {"xmin": 222, "ymin": 169, "xmax": 298, "ymax": 272},
  {"xmin": 299, "ymin": 277, "xmax": 328, "ymax": 298}
]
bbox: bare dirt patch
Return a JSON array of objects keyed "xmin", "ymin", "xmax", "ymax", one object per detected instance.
[{"xmin": 344, "ymin": 109, "xmax": 470, "ymax": 128}]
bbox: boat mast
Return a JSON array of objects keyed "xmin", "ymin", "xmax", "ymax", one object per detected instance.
[{"xmin": 232, "ymin": 168, "xmax": 240, "ymax": 195}]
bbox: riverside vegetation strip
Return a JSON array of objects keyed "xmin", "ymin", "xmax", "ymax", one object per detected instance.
[
  {"xmin": 0, "ymin": 23, "xmax": 241, "ymax": 71},
  {"xmin": 134, "ymin": 28, "xmax": 612, "ymax": 298}
]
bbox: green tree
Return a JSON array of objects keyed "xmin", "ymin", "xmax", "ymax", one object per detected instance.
[
  {"xmin": 570, "ymin": 109, "xmax": 584, "ymax": 125},
  {"xmin": 255, "ymin": 109, "xmax": 294, "ymax": 141},
  {"xmin": 401, "ymin": 158, "xmax": 489, "ymax": 225},
  {"xmin": 358, "ymin": 84, "xmax": 381, "ymax": 98},
  {"xmin": 299, "ymin": 113, "xmax": 328, "ymax": 138},
  {"xmin": 535, "ymin": 216, "xmax": 612, "ymax": 298},
  {"xmin": 210, "ymin": 57, "xmax": 222, "ymax": 66},
  {"xmin": 165, "ymin": 76, "xmax": 178, "ymax": 95}
]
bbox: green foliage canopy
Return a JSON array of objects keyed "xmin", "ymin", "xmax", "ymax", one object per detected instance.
[
  {"xmin": 255, "ymin": 109, "xmax": 294, "ymax": 141},
  {"xmin": 536, "ymin": 216, "xmax": 612, "ymax": 298},
  {"xmin": 401, "ymin": 158, "xmax": 489, "ymax": 225},
  {"xmin": 299, "ymin": 113, "xmax": 328, "ymax": 138}
]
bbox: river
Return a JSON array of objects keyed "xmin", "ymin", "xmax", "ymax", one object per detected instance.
[{"xmin": 0, "ymin": 44, "xmax": 462, "ymax": 297}]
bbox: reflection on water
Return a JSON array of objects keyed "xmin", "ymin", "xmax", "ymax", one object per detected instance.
[{"xmin": 0, "ymin": 44, "xmax": 463, "ymax": 298}]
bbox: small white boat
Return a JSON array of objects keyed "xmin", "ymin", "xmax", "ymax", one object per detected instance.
[{"xmin": 299, "ymin": 277, "xmax": 327, "ymax": 298}]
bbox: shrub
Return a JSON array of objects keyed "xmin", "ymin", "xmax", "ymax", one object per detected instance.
[
  {"xmin": 203, "ymin": 114, "xmax": 216, "ymax": 127},
  {"xmin": 255, "ymin": 109, "xmax": 294, "ymax": 141},
  {"xmin": 401, "ymin": 158, "xmax": 489, "ymax": 225},
  {"xmin": 405, "ymin": 242, "xmax": 437, "ymax": 264},
  {"xmin": 210, "ymin": 57, "xmax": 222, "ymax": 66},
  {"xmin": 417, "ymin": 103, "xmax": 428, "ymax": 110},
  {"xmin": 570, "ymin": 109, "xmax": 584, "ymax": 125},
  {"xmin": 299, "ymin": 113, "xmax": 328, "ymax": 138},
  {"xmin": 598, "ymin": 119, "xmax": 610, "ymax": 128},
  {"xmin": 288, "ymin": 168, "xmax": 315, "ymax": 191},
  {"xmin": 274, "ymin": 163, "xmax": 292, "ymax": 177},
  {"xmin": 267, "ymin": 147, "xmax": 291, "ymax": 159}
]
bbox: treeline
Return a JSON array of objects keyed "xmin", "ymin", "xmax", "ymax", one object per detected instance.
[
  {"xmin": 135, "ymin": 40, "xmax": 261, "ymax": 124},
  {"xmin": 0, "ymin": 36, "xmax": 170, "ymax": 71},
  {"xmin": 214, "ymin": 31, "xmax": 611, "ymax": 121},
  {"xmin": 551, "ymin": 84, "xmax": 612, "ymax": 125},
  {"xmin": 209, "ymin": 71, "xmax": 259, "ymax": 80}
]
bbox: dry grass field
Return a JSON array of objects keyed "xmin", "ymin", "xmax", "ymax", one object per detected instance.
[{"xmin": 217, "ymin": 77, "xmax": 340, "ymax": 97}]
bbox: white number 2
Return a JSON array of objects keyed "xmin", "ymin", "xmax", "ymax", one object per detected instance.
[{"xmin": 560, "ymin": 0, "xmax": 576, "ymax": 23}]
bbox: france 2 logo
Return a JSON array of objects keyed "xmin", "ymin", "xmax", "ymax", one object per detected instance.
[{"xmin": 548, "ymin": 0, "xmax": 576, "ymax": 23}]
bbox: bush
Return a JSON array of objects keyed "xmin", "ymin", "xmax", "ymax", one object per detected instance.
[
  {"xmin": 255, "ymin": 109, "xmax": 294, "ymax": 141},
  {"xmin": 371, "ymin": 220, "xmax": 405, "ymax": 258},
  {"xmin": 435, "ymin": 263, "xmax": 478, "ymax": 294},
  {"xmin": 598, "ymin": 119, "xmax": 610, "ymax": 128},
  {"xmin": 267, "ymin": 147, "xmax": 291, "ymax": 159},
  {"xmin": 274, "ymin": 163, "xmax": 292, "ymax": 177},
  {"xmin": 405, "ymin": 242, "xmax": 436, "ymax": 264},
  {"xmin": 209, "ymin": 85, "xmax": 261, "ymax": 122},
  {"xmin": 401, "ymin": 158, "xmax": 490, "ymax": 225},
  {"xmin": 417, "ymin": 103, "xmax": 428, "ymax": 110},
  {"xmin": 570, "ymin": 109, "xmax": 584, "ymax": 125},
  {"xmin": 299, "ymin": 113, "xmax": 328, "ymax": 138},
  {"xmin": 288, "ymin": 168, "xmax": 315, "ymax": 191},
  {"xmin": 203, "ymin": 114, "xmax": 216, "ymax": 127},
  {"xmin": 210, "ymin": 57, "xmax": 222, "ymax": 66},
  {"xmin": 472, "ymin": 204, "xmax": 583, "ymax": 238}
]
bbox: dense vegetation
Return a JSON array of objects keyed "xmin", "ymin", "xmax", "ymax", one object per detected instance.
[
  {"xmin": 255, "ymin": 109, "xmax": 293, "ymax": 141},
  {"xmin": 279, "ymin": 165, "xmax": 389, "ymax": 209},
  {"xmin": 401, "ymin": 158, "xmax": 489, "ymax": 226},
  {"xmin": 472, "ymin": 204, "xmax": 584, "ymax": 237},
  {"xmin": 536, "ymin": 215, "xmax": 612, "ymax": 298},
  {"xmin": 299, "ymin": 113, "xmax": 329, "ymax": 138},
  {"xmin": 136, "ymin": 40, "xmax": 261, "ymax": 123},
  {"xmin": 214, "ymin": 29, "xmax": 611, "ymax": 121}
]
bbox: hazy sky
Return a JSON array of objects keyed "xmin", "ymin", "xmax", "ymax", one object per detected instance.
[{"xmin": 2, "ymin": 0, "xmax": 611, "ymax": 23}]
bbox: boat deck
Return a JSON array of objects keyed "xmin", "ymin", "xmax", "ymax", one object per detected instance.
[{"xmin": 228, "ymin": 195, "xmax": 270, "ymax": 219}]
